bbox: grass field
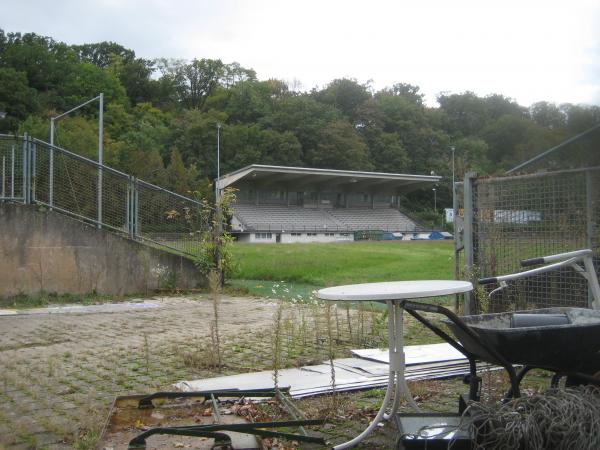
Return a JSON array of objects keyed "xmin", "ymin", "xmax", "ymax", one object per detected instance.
[{"xmin": 229, "ymin": 240, "xmax": 454, "ymax": 298}]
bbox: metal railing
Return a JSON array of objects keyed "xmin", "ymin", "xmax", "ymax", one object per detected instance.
[{"xmin": 0, "ymin": 134, "xmax": 210, "ymax": 257}]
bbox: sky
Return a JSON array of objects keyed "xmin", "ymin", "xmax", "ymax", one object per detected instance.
[{"xmin": 2, "ymin": 0, "xmax": 599, "ymax": 107}]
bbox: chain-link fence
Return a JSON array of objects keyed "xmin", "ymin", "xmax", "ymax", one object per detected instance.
[
  {"xmin": 0, "ymin": 134, "xmax": 210, "ymax": 257},
  {"xmin": 456, "ymin": 167, "xmax": 600, "ymax": 313}
]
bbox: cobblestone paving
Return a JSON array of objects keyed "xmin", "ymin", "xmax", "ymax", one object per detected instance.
[{"xmin": 0, "ymin": 295, "xmax": 278, "ymax": 449}]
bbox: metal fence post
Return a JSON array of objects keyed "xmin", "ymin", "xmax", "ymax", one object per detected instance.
[
  {"xmin": 586, "ymin": 170, "xmax": 595, "ymax": 306},
  {"xmin": 97, "ymin": 93, "xmax": 104, "ymax": 229},
  {"xmin": 463, "ymin": 172, "xmax": 477, "ymax": 314},
  {"xmin": 22, "ymin": 134, "xmax": 28, "ymax": 204},
  {"xmin": 1, "ymin": 156, "xmax": 5, "ymax": 199},
  {"xmin": 133, "ymin": 180, "xmax": 139, "ymax": 238},
  {"xmin": 97, "ymin": 162, "xmax": 103, "ymax": 229},
  {"xmin": 586, "ymin": 170, "xmax": 594, "ymax": 250},
  {"xmin": 126, "ymin": 176, "xmax": 131, "ymax": 238},
  {"xmin": 49, "ymin": 118, "xmax": 54, "ymax": 208},
  {"xmin": 453, "ymin": 180, "xmax": 460, "ymax": 311},
  {"xmin": 31, "ymin": 141, "xmax": 36, "ymax": 203},
  {"xmin": 10, "ymin": 144, "xmax": 14, "ymax": 198}
]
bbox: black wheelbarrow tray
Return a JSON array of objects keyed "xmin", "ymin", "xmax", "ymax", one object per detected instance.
[
  {"xmin": 445, "ymin": 307, "xmax": 600, "ymax": 378},
  {"xmin": 400, "ymin": 301, "xmax": 600, "ymax": 401}
]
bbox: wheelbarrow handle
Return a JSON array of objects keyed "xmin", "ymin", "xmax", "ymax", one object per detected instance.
[
  {"xmin": 521, "ymin": 249, "xmax": 592, "ymax": 267},
  {"xmin": 478, "ymin": 276, "xmax": 498, "ymax": 285},
  {"xmin": 520, "ymin": 257, "xmax": 544, "ymax": 267}
]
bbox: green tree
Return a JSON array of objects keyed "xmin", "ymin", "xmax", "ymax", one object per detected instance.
[
  {"xmin": 0, "ymin": 67, "xmax": 39, "ymax": 132},
  {"xmin": 0, "ymin": 31, "xmax": 77, "ymax": 96},
  {"xmin": 437, "ymin": 91, "xmax": 490, "ymax": 137},
  {"xmin": 378, "ymin": 82, "xmax": 424, "ymax": 106},
  {"xmin": 452, "ymin": 136, "xmax": 490, "ymax": 177},
  {"xmin": 529, "ymin": 101, "xmax": 566, "ymax": 129},
  {"xmin": 310, "ymin": 120, "xmax": 373, "ymax": 170},
  {"xmin": 72, "ymin": 41, "xmax": 135, "ymax": 67},
  {"xmin": 481, "ymin": 114, "xmax": 556, "ymax": 169},
  {"xmin": 58, "ymin": 63, "xmax": 128, "ymax": 108},
  {"xmin": 263, "ymin": 95, "xmax": 339, "ymax": 163},
  {"xmin": 315, "ymin": 78, "xmax": 371, "ymax": 123},
  {"xmin": 167, "ymin": 148, "xmax": 198, "ymax": 195},
  {"xmin": 160, "ymin": 58, "xmax": 225, "ymax": 110}
]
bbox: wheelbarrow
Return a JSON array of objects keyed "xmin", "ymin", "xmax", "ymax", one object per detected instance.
[{"xmin": 396, "ymin": 249, "xmax": 600, "ymax": 449}]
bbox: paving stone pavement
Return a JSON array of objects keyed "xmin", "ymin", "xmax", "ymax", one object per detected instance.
[{"xmin": 0, "ymin": 295, "xmax": 278, "ymax": 449}]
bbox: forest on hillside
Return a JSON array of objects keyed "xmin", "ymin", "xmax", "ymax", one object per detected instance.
[{"xmin": 1, "ymin": 30, "xmax": 599, "ymax": 211}]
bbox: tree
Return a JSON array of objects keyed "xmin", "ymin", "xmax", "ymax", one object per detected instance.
[
  {"xmin": 109, "ymin": 55, "xmax": 157, "ymax": 105},
  {"xmin": 310, "ymin": 120, "xmax": 373, "ymax": 170},
  {"xmin": 315, "ymin": 78, "xmax": 371, "ymax": 124},
  {"xmin": 72, "ymin": 41, "xmax": 135, "ymax": 68},
  {"xmin": 377, "ymin": 83, "xmax": 424, "ymax": 106},
  {"xmin": 530, "ymin": 101, "xmax": 566, "ymax": 129},
  {"xmin": 481, "ymin": 114, "xmax": 556, "ymax": 169},
  {"xmin": 167, "ymin": 148, "xmax": 198, "ymax": 195},
  {"xmin": 0, "ymin": 31, "xmax": 77, "ymax": 96},
  {"xmin": 0, "ymin": 68, "xmax": 38, "ymax": 132},
  {"xmin": 437, "ymin": 92, "xmax": 490, "ymax": 137},
  {"xmin": 171, "ymin": 109, "xmax": 228, "ymax": 175},
  {"xmin": 162, "ymin": 58, "xmax": 226, "ymax": 109},
  {"xmin": 452, "ymin": 136, "xmax": 490, "ymax": 177},
  {"xmin": 218, "ymin": 81, "xmax": 276, "ymax": 124},
  {"xmin": 221, "ymin": 62, "xmax": 257, "ymax": 88},
  {"xmin": 263, "ymin": 95, "xmax": 339, "ymax": 163},
  {"xmin": 59, "ymin": 63, "xmax": 129, "ymax": 109}
]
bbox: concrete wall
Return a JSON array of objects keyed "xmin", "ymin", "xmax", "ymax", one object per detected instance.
[{"xmin": 0, "ymin": 203, "xmax": 204, "ymax": 297}]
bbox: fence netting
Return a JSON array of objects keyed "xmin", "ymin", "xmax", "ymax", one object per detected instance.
[
  {"xmin": 460, "ymin": 167, "xmax": 600, "ymax": 313},
  {"xmin": 1, "ymin": 135, "xmax": 210, "ymax": 257}
]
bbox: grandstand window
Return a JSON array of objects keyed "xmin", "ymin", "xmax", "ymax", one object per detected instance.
[
  {"xmin": 374, "ymin": 194, "xmax": 392, "ymax": 205},
  {"xmin": 306, "ymin": 232, "xmax": 317, "ymax": 236},
  {"xmin": 347, "ymin": 193, "xmax": 371, "ymax": 207},
  {"xmin": 291, "ymin": 232, "xmax": 302, "ymax": 236},
  {"xmin": 255, "ymin": 233, "xmax": 272, "ymax": 239},
  {"xmin": 258, "ymin": 190, "xmax": 287, "ymax": 204},
  {"xmin": 304, "ymin": 192, "xmax": 318, "ymax": 206},
  {"xmin": 324, "ymin": 232, "xmax": 335, "ymax": 236},
  {"xmin": 320, "ymin": 192, "xmax": 337, "ymax": 205},
  {"xmin": 236, "ymin": 189, "xmax": 255, "ymax": 203}
]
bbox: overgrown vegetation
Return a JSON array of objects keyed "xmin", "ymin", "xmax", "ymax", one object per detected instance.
[{"xmin": 191, "ymin": 187, "xmax": 238, "ymax": 282}]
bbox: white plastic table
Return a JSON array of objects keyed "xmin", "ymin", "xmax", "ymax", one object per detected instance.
[{"xmin": 317, "ymin": 280, "xmax": 473, "ymax": 449}]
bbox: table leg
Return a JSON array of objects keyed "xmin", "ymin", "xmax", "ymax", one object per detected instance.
[{"xmin": 332, "ymin": 301, "xmax": 399, "ymax": 449}]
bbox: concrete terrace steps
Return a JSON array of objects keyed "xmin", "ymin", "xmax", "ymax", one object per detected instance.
[{"xmin": 231, "ymin": 203, "xmax": 422, "ymax": 232}]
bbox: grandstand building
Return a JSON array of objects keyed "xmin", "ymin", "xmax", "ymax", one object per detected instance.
[{"xmin": 217, "ymin": 165, "xmax": 441, "ymax": 243}]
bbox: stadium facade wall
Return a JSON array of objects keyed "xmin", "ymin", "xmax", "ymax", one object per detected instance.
[{"xmin": 236, "ymin": 231, "xmax": 354, "ymax": 244}]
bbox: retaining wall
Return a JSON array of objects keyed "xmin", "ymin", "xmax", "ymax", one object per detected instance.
[{"xmin": 0, "ymin": 203, "xmax": 203, "ymax": 297}]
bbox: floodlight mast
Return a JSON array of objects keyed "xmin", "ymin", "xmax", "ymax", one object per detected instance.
[{"xmin": 49, "ymin": 93, "xmax": 104, "ymax": 227}]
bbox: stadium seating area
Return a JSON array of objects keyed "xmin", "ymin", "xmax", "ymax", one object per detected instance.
[
  {"xmin": 231, "ymin": 204, "xmax": 422, "ymax": 232},
  {"xmin": 327, "ymin": 207, "xmax": 422, "ymax": 231}
]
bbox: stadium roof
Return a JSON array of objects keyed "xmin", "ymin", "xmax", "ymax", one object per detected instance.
[{"xmin": 217, "ymin": 164, "xmax": 441, "ymax": 194}]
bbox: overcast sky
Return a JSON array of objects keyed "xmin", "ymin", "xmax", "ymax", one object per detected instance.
[{"xmin": 2, "ymin": 0, "xmax": 599, "ymax": 107}]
